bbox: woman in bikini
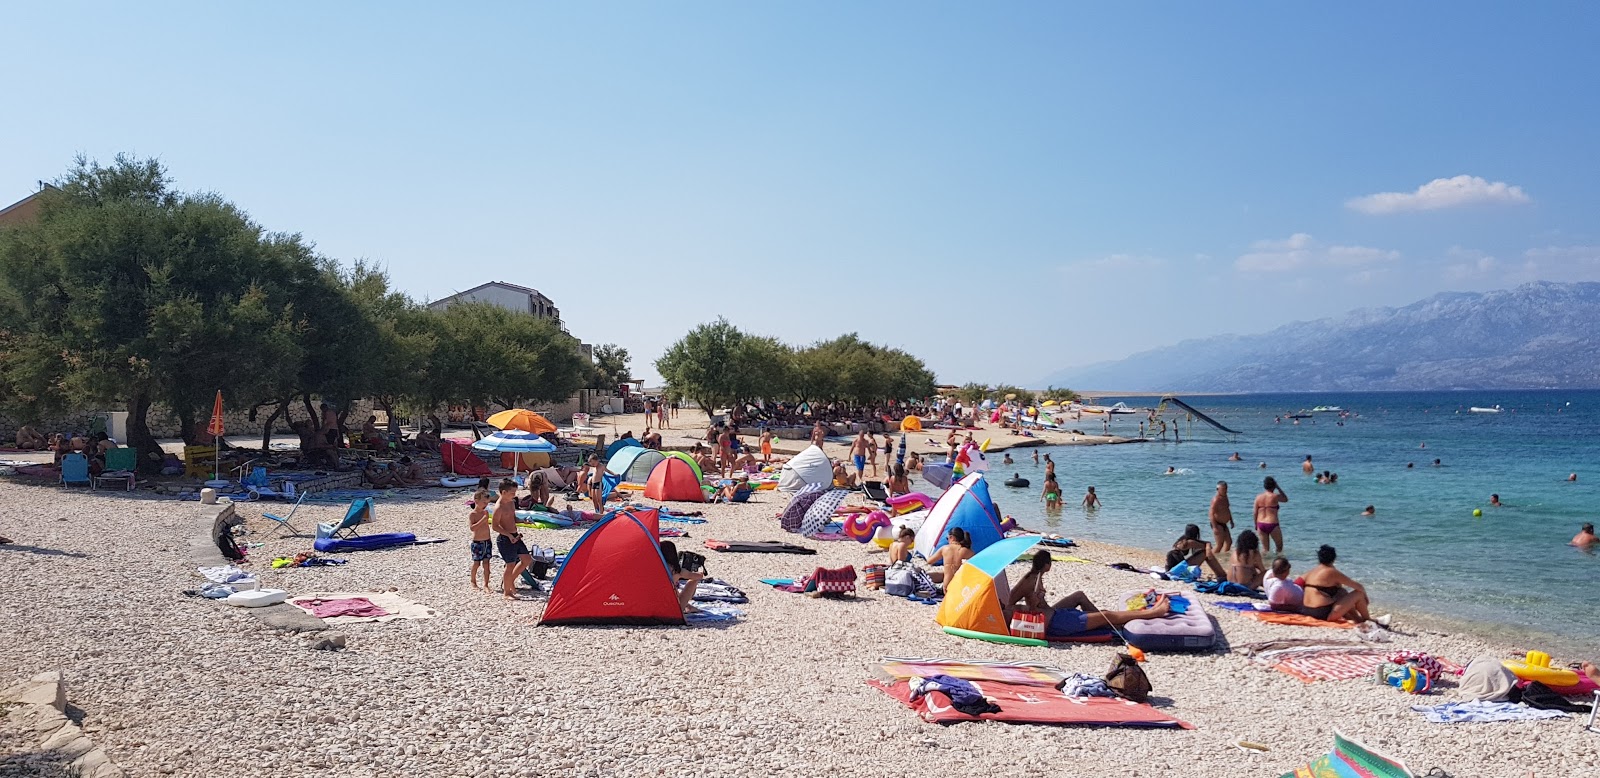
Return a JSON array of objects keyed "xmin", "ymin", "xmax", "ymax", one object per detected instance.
[
  {"xmin": 1004, "ymin": 551, "xmax": 1173, "ymax": 637},
  {"xmin": 1041, "ymin": 475, "xmax": 1061, "ymax": 509},
  {"xmin": 886, "ymin": 463, "xmax": 911, "ymax": 496},
  {"xmin": 1299, "ymin": 544, "xmax": 1374, "ymax": 623},
  {"xmin": 1253, "ymin": 476, "xmax": 1288, "ymax": 554},
  {"xmin": 1229, "ymin": 529, "xmax": 1266, "ymax": 589}
]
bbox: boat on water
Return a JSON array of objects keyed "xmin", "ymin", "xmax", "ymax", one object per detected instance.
[
  {"xmin": 1469, "ymin": 405, "xmax": 1504, "ymax": 414},
  {"xmin": 1082, "ymin": 402, "xmax": 1142, "ymax": 415},
  {"xmin": 1287, "ymin": 413, "xmax": 1312, "ymax": 420},
  {"xmin": 1309, "ymin": 405, "xmax": 1344, "ymax": 413}
]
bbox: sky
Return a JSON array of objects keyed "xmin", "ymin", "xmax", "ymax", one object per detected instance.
[{"xmin": 4, "ymin": 2, "xmax": 1598, "ymax": 386}]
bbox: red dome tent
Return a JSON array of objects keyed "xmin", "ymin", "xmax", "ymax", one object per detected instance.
[
  {"xmin": 643, "ymin": 457, "xmax": 705, "ymax": 502},
  {"xmin": 540, "ymin": 508, "xmax": 683, "ymax": 626}
]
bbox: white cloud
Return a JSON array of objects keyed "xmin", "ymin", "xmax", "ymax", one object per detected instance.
[
  {"xmin": 1235, "ymin": 233, "xmax": 1399, "ymax": 273},
  {"xmin": 1347, "ymin": 175, "xmax": 1531, "ymax": 215},
  {"xmin": 1444, "ymin": 247, "xmax": 1501, "ymax": 280}
]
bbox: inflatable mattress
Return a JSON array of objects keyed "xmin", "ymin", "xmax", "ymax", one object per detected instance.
[
  {"xmin": 1117, "ymin": 589, "xmax": 1216, "ymax": 652},
  {"xmin": 314, "ymin": 532, "xmax": 417, "ymax": 553}
]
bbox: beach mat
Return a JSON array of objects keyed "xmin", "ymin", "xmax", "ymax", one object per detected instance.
[
  {"xmin": 684, "ymin": 603, "xmax": 745, "ymax": 625},
  {"xmin": 869, "ymin": 679, "xmax": 1193, "ymax": 728},
  {"xmin": 1274, "ymin": 651, "xmax": 1389, "ymax": 683},
  {"xmin": 1282, "ymin": 731, "xmax": 1415, "ymax": 778},
  {"xmin": 704, "ymin": 539, "xmax": 816, "ymax": 554},
  {"xmin": 1244, "ymin": 611, "xmax": 1355, "ymax": 629},
  {"xmin": 879, "ymin": 658, "xmax": 1067, "ymax": 686}
]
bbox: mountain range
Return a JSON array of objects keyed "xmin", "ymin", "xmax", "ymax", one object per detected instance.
[{"xmin": 1041, "ymin": 281, "xmax": 1600, "ymax": 392}]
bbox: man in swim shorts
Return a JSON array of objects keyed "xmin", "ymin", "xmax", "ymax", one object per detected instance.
[
  {"xmin": 850, "ymin": 431, "xmax": 871, "ymax": 482},
  {"xmin": 492, "ymin": 478, "xmax": 531, "ymax": 600},
  {"xmin": 1253, "ymin": 476, "xmax": 1288, "ymax": 555}
]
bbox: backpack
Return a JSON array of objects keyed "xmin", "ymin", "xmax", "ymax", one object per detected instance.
[
  {"xmin": 216, "ymin": 528, "xmax": 245, "ymax": 562},
  {"xmin": 1105, "ymin": 653, "xmax": 1153, "ymax": 703}
]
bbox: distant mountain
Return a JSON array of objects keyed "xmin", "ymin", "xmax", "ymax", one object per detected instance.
[{"xmin": 1041, "ymin": 282, "xmax": 1600, "ymax": 392}]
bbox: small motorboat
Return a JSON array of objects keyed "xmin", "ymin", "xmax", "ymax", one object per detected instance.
[
  {"xmin": 1469, "ymin": 405, "xmax": 1503, "ymax": 414},
  {"xmin": 1309, "ymin": 406, "xmax": 1344, "ymax": 413}
]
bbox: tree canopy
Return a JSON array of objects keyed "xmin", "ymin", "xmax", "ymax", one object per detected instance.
[
  {"xmin": 0, "ymin": 155, "xmax": 594, "ymax": 471},
  {"xmin": 655, "ymin": 320, "xmax": 936, "ymax": 409}
]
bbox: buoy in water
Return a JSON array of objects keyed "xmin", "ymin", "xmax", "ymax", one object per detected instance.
[{"xmin": 1472, "ymin": 508, "xmax": 1483, "ymax": 517}]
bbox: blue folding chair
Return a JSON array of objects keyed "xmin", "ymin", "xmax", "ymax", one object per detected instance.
[
  {"xmin": 317, "ymin": 497, "xmax": 373, "ymax": 540},
  {"xmin": 60, "ymin": 453, "xmax": 91, "ymax": 487},
  {"xmin": 261, "ymin": 492, "xmax": 307, "ymax": 537}
]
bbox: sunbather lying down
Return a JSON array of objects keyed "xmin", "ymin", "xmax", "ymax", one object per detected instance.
[{"xmin": 1005, "ymin": 550, "xmax": 1173, "ymax": 637}]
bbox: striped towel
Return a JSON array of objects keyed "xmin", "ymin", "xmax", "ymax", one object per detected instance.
[{"xmin": 1274, "ymin": 650, "xmax": 1389, "ymax": 682}]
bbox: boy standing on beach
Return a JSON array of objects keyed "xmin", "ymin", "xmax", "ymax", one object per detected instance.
[
  {"xmin": 468, "ymin": 488, "xmax": 493, "ymax": 590},
  {"xmin": 492, "ymin": 478, "xmax": 531, "ymax": 601},
  {"xmin": 1210, "ymin": 481, "xmax": 1233, "ymax": 553}
]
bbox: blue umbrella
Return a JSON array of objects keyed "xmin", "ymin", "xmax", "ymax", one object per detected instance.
[{"xmin": 472, "ymin": 430, "xmax": 557, "ymax": 480}]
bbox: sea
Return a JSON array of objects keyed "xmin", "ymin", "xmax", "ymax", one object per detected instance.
[{"xmin": 980, "ymin": 390, "xmax": 1599, "ymax": 655}]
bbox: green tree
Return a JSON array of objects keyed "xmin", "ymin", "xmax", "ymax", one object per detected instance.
[
  {"xmin": 0, "ymin": 156, "xmax": 306, "ymax": 472},
  {"xmin": 589, "ymin": 343, "xmax": 632, "ymax": 389},
  {"xmin": 654, "ymin": 317, "xmax": 748, "ymax": 413},
  {"xmin": 423, "ymin": 302, "xmax": 587, "ymax": 411},
  {"xmin": 993, "ymin": 384, "xmax": 1037, "ymax": 407},
  {"xmin": 1040, "ymin": 385, "xmax": 1080, "ymax": 403},
  {"xmin": 954, "ymin": 382, "xmax": 990, "ymax": 408}
]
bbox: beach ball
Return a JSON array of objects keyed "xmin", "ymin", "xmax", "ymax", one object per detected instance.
[{"xmin": 1472, "ymin": 508, "xmax": 1483, "ymax": 517}]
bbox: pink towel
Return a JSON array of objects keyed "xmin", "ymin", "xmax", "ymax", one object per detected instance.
[{"xmin": 293, "ymin": 597, "xmax": 390, "ymax": 619}]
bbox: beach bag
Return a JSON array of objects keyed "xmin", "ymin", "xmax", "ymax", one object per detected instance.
[
  {"xmin": 1009, "ymin": 611, "xmax": 1046, "ymax": 639},
  {"xmin": 863, "ymin": 564, "xmax": 887, "ymax": 589},
  {"xmin": 885, "ymin": 563, "xmax": 916, "ymax": 596},
  {"xmin": 678, "ymin": 550, "xmax": 707, "ymax": 575},
  {"xmin": 1105, "ymin": 653, "xmax": 1152, "ymax": 703}
]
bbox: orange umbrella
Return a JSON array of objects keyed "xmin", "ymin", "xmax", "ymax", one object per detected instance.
[
  {"xmin": 485, "ymin": 408, "xmax": 557, "ymax": 435},
  {"xmin": 207, "ymin": 390, "xmax": 226, "ymax": 437}
]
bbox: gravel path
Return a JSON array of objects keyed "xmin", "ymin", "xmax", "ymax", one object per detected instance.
[{"xmin": 0, "ymin": 480, "xmax": 1594, "ymax": 777}]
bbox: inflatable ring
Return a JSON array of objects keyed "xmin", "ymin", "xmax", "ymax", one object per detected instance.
[
  {"xmin": 843, "ymin": 511, "xmax": 891, "ymax": 542},
  {"xmin": 1503, "ymin": 651, "xmax": 1579, "ymax": 686},
  {"xmin": 1004, "ymin": 477, "xmax": 1030, "ymax": 487}
]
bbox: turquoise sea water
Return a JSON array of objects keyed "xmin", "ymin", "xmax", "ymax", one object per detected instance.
[{"xmin": 985, "ymin": 390, "xmax": 1599, "ymax": 652}]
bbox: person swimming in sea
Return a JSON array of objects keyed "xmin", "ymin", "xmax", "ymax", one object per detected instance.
[
  {"xmin": 1489, "ymin": 493, "xmax": 1503, "ymax": 507},
  {"xmin": 1361, "ymin": 505, "xmax": 1375, "ymax": 517},
  {"xmin": 1165, "ymin": 466, "xmax": 1177, "ymax": 475},
  {"xmin": 1432, "ymin": 458, "xmax": 1442, "ymax": 467},
  {"xmin": 1571, "ymin": 523, "xmax": 1596, "ymax": 548},
  {"xmin": 1567, "ymin": 473, "xmax": 1578, "ymax": 482},
  {"xmin": 1228, "ymin": 452, "xmax": 1242, "ymax": 461},
  {"xmin": 1081, "ymin": 485, "xmax": 1100, "ymax": 510},
  {"xmin": 1003, "ymin": 452, "xmax": 1013, "ymax": 465}
]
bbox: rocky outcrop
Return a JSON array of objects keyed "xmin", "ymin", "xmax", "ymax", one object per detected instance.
[{"xmin": 1, "ymin": 671, "xmax": 123, "ymax": 777}]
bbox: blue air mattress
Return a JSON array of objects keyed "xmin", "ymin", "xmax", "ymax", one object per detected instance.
[{"xmin": 314, "ymin": 532, "xmax": 417, "ymax": 553}]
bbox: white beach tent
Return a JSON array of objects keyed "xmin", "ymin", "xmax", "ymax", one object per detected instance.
[{"xmin": 778, "ymin": 445, "xmax": 832, "ymax": 492}]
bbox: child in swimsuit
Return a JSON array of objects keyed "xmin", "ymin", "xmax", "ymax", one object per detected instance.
[
  {"xmin": 468, "ymin": 489, "xmax": 492, "ymax": 591},
  {"xmin": 1041, "ymin": 476, "xmax": 1061, "ymax": 509}
]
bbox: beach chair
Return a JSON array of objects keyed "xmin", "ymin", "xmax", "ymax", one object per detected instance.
[
  {"xmin": 103, "ymin": 447, "xmax": 137, "ymax": 473},
  {"xmin": 184, "ymin": 445, "xmax": 217, "ymax": 479},
  {"xmin": 317, "ymin": 497, "xmax": 373, "ymax": 540},
  {"xmin": 261, "ymin": 492, "xmax": 308, "ymax": 538},
  {"xmin": 860, "ymin": 480, "xmax": 889, "ymax": 503},
  {"xmin": 59, "ymin": 453, "xmax": 91, "ymax": 487}
]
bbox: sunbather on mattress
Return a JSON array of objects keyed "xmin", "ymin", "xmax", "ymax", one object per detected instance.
[{"xmin": 1005, "ymin": 550, "xmax": 1172, "ymax": 637}]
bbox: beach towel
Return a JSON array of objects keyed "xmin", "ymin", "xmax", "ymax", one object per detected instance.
[
  {"xmin": 1244, "ymin": 611, "xmax": 1355, "ymax": 629},
  {"xmin": 684, "ymin": 603, "xmax": 745, "ymax": 625},
  {"xmin": 703, "ymin": 539, "xmax": 816, "ymax": 554},
  {"xmin": 1193, "ymin": 580, "xmax": 1265, "ymax": 598},
  {"xmin": 908, "ymin": 675, "xmax": 1002, "ymax": 717},
  {"xmin": 293, "ymin": 597, "xmax": 390, "ymax": 619},
  {"xmin": 869, "ymin": 679, "xmax": 1193, "ymax": 728},
  {"xmin": 1212, "ymin": 601, "xmax": 1269, "ymax": 613},
  {"xmin": 196, "ymin": 565, "xmax": 254, "ymax": 584},
  {"xmin": 1274, "ymin": 651, "xmax": 1390, "ymax": 683},
  {"xmin": 690, "ymin": 579, "xmax": 749, "ymax": 604},
  {"xmin": 1410, "ymin": 700, "xmax": 1571, "ymax": 724},
  {"xmin": 878, "ymin": 658, "xmax": 1068, "ymax": 687},
  {"xmin": 287, "ymin": 591, "xmax": 438, "ymax": 624}
]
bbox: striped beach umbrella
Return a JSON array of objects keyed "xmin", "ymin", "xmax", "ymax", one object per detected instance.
[{"xmin": 472, "ymin": 429, "xmax": 557, "ymax": 480}]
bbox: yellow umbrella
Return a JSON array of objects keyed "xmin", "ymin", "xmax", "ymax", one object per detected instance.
[
  {"xmin": 485, "ymin": 408, "xmax": 557, "ymax": 434},
  {"xmin": 1042, "ymin": 400, "xmax": 1058, "ymax": 407}
]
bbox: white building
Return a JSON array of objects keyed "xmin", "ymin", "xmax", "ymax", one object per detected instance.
[{"xmin": 427, "ymin": 281, "xmax": 563, "ymax": 329}]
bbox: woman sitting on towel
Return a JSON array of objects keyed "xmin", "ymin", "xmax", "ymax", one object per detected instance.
[
  {"xmin": 1005, "ymin": 550, "xmax": 1172, "ymax": 637},
  {"xmin": 926, "ymin": 527, "xmax": 974, "ymax": 590},
  {"xmin": 886, "ymin": 463, "xmax": 911, "ymax": 497},
  {"xmin": 1300, "ymin": 544, "xmax": 1373, "ymax": 623},
  {"xmin": 1229, "ymin": 530, "xmax": 1266, "ymax": 589},
  {"xmin": 659, "ymin": 540, "xmax": 703, "ymax": 614}
]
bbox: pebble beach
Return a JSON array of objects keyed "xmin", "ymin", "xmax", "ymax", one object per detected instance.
[{"xmin": 3, "ymin": 463, "xmax": 1597, "ymax": 777}]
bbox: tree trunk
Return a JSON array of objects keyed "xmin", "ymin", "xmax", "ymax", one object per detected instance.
[
  {"xmin": 259, "ymin": 400, "xmax": 286, "ymax": 451},
  {"xmin": 175, "ymin": 405, "xmax": 197, "ymax": 446},
  {"xmin": 300, "ymin": 392, "xmax": 316, "ymax": 422},
  {"xmin": 126, "ymin": 391, "xmax": 162, "ymax": 476}
]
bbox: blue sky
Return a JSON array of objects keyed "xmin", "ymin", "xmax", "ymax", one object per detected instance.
[{"xmin": 4, "ymin": 3, "xmax": 1597, "ymax": 385}]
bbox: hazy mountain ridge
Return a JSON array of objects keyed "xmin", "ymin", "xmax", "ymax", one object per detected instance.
[{"xmin": 1043, "ymin": 282, "xmax": 1600, "ymax": 392}]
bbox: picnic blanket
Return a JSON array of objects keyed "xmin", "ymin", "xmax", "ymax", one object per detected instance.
[
  {"xmin": 1410, "ymin": 700, "xmax": 1571, "ymax": 724},
  {"xmin": 869, "ymin": 679, "xmax": 1193, "ymax": 728},
  {"xmin": 1274, "ymin": 650, "xmax": 1391, "ymax": 682},
  {"xmin": 288, "ymin": 591, "xmax": 437, "ymax": 624}
]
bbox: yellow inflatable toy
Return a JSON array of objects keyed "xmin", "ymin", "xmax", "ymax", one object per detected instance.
[{"xmin": 1502, "ymin": 651, "xmax": 1579, "ymax": 686}]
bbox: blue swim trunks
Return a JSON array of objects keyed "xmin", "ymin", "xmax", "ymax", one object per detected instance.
[
  {"xmin": 853, "ymin": 454, "xmax": 866, "ymax": 472},
  {"xmin": 1047, "ymin": 608, "xmax": 1089, "ymax": 637},
  {"xmin": 470, "ymin": 539, "xmax": 492, "ymax": 562}
]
